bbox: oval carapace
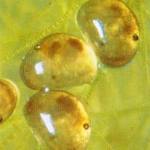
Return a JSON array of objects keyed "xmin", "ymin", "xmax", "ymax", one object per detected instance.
[
  {"xmin": 0, "ymin": 79, "xmax": 18, "ymax": 123},
  {"xmin": 77, "ymin": 0, "xmax": 139, "ymax": 66},
  {"xmin": 25, "ymin": 90, "xmax": 91, "ymax": 150},
  {"xmin": 20, "ymin": 33, "xmax": 97, "ymax": 90}
]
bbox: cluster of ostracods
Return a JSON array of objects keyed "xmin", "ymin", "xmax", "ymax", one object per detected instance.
[
  {"xmin": 21, "ymin": 0, "xmax": 139, "ymax": 149},
  {"xmin": 21, "ymin": 33, "xmax": 95, "ymax": 150},
  {"xmin": 0, "ymin": 0, "xmax": 139, "ymax": 149},
  {"xmin": 21, "ymin": 33, "xmax": 97, "ymax": 90}
]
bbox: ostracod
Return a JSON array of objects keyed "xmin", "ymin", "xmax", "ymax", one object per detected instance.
[
  {"xmin": 25, "ymin": 90, "xmax": 91, "ymax": 150},
  {"xmin": 20, "ymin": 33, "xmax": 97, "ymax": 90},
  {"xmin": 77, "ymin": 0, "xmax": 139, "ymax": 66},
  {"xmin": 0, "ymin": 79, "xmax": 18, "ymax": 123}
]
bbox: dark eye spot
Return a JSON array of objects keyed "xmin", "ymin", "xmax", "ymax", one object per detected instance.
[
  {"xmin": 133, "ymin": 34, "xmax": 139, "ymax": 41},
  {"xmin": 83, "ymin": 123, "xmax": 90, "ymax": 130}
]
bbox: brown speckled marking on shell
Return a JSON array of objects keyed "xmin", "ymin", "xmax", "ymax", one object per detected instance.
[
  {"xmin": 0, "ymin": 116, "xmax": 3, "ymax": 123},
  {"xmin": 48, "ymin": 41, "xmax": 62, "ymax": 57},
  {"xmin": 68, "ymin": 38, "xmax": 83, "ymax": 51},
  {"xmin": 110, "ymin": 2, "xmax": 124, "ymax": 16},
  {"xmin": 56, "ymin": 94, "xmax": 89, "ymax": 128},
  {"xmin": 57, "ymin": 95, "xmax": 77, "ymax": 113},
  {"xmin": 100, "ymin": 52, "xmax": 136, "ymax": 67}
]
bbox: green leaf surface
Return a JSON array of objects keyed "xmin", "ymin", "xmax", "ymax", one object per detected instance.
[{"xmin": 0, "ymin": 0, "xmax": 150, "ymax": 150}]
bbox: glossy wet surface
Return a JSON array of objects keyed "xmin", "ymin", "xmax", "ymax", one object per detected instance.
[
  {"xmin": 0, "ymin": 79, "xmax": 18, "ymax": 123},
  {"xmin": 25, "ymin": 90, "xmax": 91, "ymax": 150},
  {"xmin": 0, "ymin": 0, "xmax": 150, "ymax": 150},
  {"xmin": 20, "ymin": 33, "xmax": 97, "ymax": 90},
  {"xmin": 77, "ymin": 0, "xmax": 139, "ymax": 66}
]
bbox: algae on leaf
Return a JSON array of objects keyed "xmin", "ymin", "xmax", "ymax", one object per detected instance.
[{"xmin": 0, "ymin": 0, "xmax": 150, "ymax": 150}]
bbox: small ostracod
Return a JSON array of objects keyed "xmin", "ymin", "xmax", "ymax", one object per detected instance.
[{"xmin": 0, "ymin": 79, "xmax": 18, "ymax": 123}]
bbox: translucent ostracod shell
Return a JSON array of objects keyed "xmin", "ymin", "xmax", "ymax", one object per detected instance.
[
  {"xmin": 77, "ymin": 0, "xmax": 139, "ymax": 66},
  {"xmin": 0, "ymin": 79, "xmax": 18, "ymax": 123},
  {"xmin": 21, "ymin": 33, "xmax": 97, "ymax": 90},
  {"xmin": 25, "ymin": 90, "xmax": 91, "ymax": 150}
]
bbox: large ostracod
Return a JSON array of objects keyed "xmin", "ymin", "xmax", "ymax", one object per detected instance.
[
  {"xmin": 25, "ymin": 90, "xmax": 91, "ymax": 150},
  {"xmin": 77, "ymin": 0, "xmax": 139, "ymax": 66}
]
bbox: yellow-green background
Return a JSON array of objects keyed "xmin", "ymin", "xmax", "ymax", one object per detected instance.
[{"xmin": 0, "ymin": 0, "xmax": 150, "ymax": 149}]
